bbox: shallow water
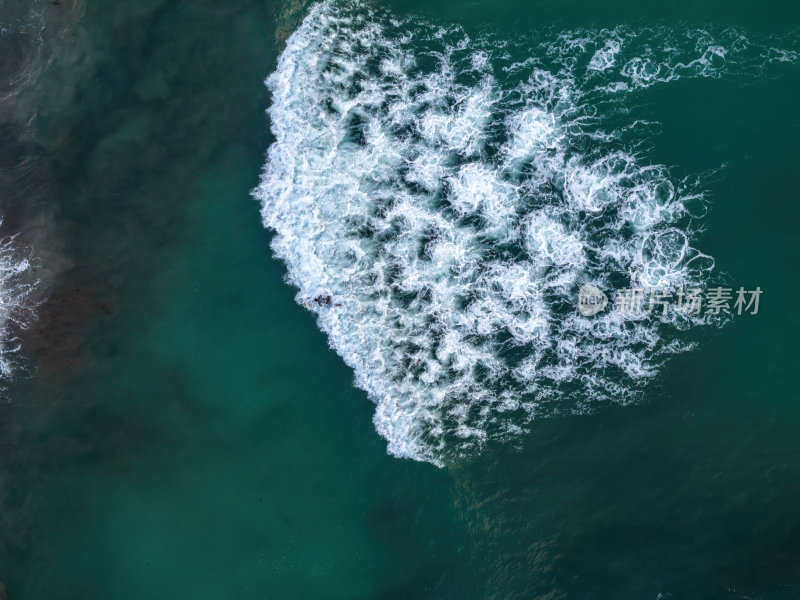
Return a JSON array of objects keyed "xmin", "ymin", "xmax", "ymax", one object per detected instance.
[{"xmin": 1, "ymin": 0, "xmax": 800, "ymax": 598}]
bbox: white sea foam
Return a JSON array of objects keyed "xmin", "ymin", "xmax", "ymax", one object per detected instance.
[
  {"xmin": 0, "ymin": 228, "xmax": 37, "ymax": 382},
  {"xmin": 588, "ymin": 38, "xmax": 622, "ymax": 72},
  {"xmin": 255, "ymin": 0, "xmax": 796, "ymax": 465}
]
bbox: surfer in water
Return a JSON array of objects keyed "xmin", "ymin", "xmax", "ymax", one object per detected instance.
[{"xmin": 308, "ymin": 295, "xmax": 341, "ymax": 308}]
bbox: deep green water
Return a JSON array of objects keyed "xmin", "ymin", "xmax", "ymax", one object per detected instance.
[{"xmin": 1, "ymin": 0, "xmax": 800, "ymax": 598}]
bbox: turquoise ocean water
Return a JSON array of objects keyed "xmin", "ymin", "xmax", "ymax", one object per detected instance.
[{"xmin": 1, "ymin": 0, "xmax": 800, "ymax": 598}]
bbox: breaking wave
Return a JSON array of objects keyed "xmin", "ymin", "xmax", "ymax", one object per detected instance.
[
  {"xmin": 254, "ymin": 0, "xmax": 795, "ymax": 465},
  {"xmin": 0, "ymin": 228, "xmax": 36, "ymax": 383}
]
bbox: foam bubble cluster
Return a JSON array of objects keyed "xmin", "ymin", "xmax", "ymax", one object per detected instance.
[{"xmin": 255, "ymin": 1, "xmax": 795, "ymax": 465}]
